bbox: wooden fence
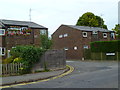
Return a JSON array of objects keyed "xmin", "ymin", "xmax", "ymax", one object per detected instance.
[{"xmin": 2, "ymin": 63, "xmax": 24, "ymax": 75}]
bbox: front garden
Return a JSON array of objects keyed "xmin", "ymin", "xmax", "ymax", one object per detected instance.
[{"xmin": 2, "ymin": 35, "xmax": 53, "ymax": 76}]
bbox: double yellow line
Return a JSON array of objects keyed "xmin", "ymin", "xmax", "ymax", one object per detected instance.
[{"xmin": 0, "ymin": 65, "xmax": 74, "ymax": 88}]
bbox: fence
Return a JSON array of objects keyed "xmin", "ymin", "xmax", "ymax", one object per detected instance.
[
  {"xmin": 83, "ymin": 49, "xmax": 120, "ymax": 60},
  {"xmin": 2, "ymin": 63, "xmax": 24, "ymax": 76}
]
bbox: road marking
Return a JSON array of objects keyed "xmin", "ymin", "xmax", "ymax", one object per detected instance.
[{"xmin": 0, "ymin": 65, "xmax": 74, "ymax": 88}]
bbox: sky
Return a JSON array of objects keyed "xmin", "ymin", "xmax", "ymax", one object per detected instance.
[{"xmin": 0, "ymin": 0, "xmax": 119, "ymax": 36}]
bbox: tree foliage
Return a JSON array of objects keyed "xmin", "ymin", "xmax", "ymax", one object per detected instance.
[
  {"xmin": 40, "ymin": 35, "xmax": 53, "ymax": 50},
  {"xmin": 112, "ymin": 24, "xmax": 120, "ymax": 38},
  {"xmin": 76, "ymin": 12, "xmax": 108, "ymax": 29},
  {"xmin": 112, "ymin": 24, "xmax": 120, "ymax": 33}
]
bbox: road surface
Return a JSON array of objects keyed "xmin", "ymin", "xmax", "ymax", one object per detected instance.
[{"xmin": 8, "ymin": 60, "xmax": 118, "ymax": 88}]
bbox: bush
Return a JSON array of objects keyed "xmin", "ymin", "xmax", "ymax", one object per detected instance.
[
  {"xmin": 3, "ymin": 56, "xmax": 14, "ymax": 64},
  {"xmin": 10, "ymin": 45, "xmax": 45, "ymax": 74},
  {"xmin": 13, "ymin": 57, "xmax": 23, "ymax": 63},
  {"xmin": 90, "ymin": 40, "xmax": 120, "ymax": 53}
]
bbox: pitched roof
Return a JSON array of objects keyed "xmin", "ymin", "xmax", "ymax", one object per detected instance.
[
  {"xmin": 65, "ymin": 25, "xmax": 113, "ymax": 32},
  {"xmin": 0, "ymin": 21, "xmax": 5, "ymax": 27},
  {"xmin": 0, "ymin": 19, "xmax": 47, "ymax": 29}
]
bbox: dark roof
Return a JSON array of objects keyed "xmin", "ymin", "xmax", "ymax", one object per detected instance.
[
  {"xmin": 0, "ymin": 21, "xmax": 5, "ymax": 27},
  {"xmin": 65, "ymin": 25, "xmax": 113, "ymax": 32},
  {"xmin": 0, "ymin": 19, "xmax": 47, "ymax": 29}
]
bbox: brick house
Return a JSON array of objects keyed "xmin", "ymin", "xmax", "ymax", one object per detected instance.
[
  {"xmin": 52, "ymin": 25, "xmax": 116, "ymax": 60},
  {"xmin": 0, "ymin": 19, "xmax": 48, "ymax": 60}
]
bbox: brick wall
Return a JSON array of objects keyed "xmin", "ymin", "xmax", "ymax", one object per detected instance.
[
  {"xmin": 33, "ymin": 29, "xmax": 41, "ymax": 46},
  {"xmin": 52, "ymin": 25, "xmax": 116, "ymax": 60}
]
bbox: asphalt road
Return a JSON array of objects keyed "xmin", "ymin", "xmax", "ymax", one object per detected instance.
[{"xmin": 10, "ymin": 60, "xmax": 118, "ymax": 88}]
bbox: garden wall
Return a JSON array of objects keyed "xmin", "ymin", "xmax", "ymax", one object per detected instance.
[{"xmin": 32, "ymin": 49, "xmax": 66, "ymax": 72}]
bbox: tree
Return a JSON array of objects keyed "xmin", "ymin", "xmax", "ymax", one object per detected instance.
[
  {"xmin": 40, "ymin": 35, "xmax": 53, "ymax": 49},
  {"xmin": 112, "ymin": 24, "xmax": 120, "ymax": 33},
  {"xmin": 76, "ymin": 12, "xmax": 108, "ymax": 29},
  {"xmin": 112, "ymin": 24, "xmax": 120, "ymax": 39}
]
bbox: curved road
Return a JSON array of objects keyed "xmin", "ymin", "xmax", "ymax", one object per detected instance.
[{"xmin": 10, "ymin": 60, "xmax": 118, "ymax": 88}]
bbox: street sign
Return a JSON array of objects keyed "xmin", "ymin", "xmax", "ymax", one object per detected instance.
[{"xmin": 106, "ymin": 53, "xmax": 115, "ymax": 56}]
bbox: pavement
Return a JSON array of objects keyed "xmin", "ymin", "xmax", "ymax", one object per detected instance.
[{"xmin": 1, "ymin": 66, "xmax": 72, "ymax": 86}]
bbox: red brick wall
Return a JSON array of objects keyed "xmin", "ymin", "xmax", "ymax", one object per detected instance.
[{"xmin": 52, "ymin": 25, "xmax": 116, "ymax": 60}]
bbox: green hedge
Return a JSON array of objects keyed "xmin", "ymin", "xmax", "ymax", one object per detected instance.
[{"xmin": 90, "ymin": 40, "xmax": 120, "ymax": 53}]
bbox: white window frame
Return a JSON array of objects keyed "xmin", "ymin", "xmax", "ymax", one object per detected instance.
[
  {"xmin": 64, "ymin": 47, "xmax": 68, "ymax": 51},
  {"xmin": 0, "ymin": 29, "xmax": 5, "ymax": 36},
  {"xmin": 111, "ymin": 32, "xmax": 115, "ymax": 39},
  {"xmin": 82, "ymin": 32, "xmax": 87, "ymax": 37},
  {"xmin": 40, "ymin": 29, "xmax": 47, "ymax": 35},
  {"xmin": 0, "ymin": 47, "xmax": 6, "ymax": 56},
  {"xmin": 92, "ymin": 31, "xmax": 98, "ymax": 34},
  {"xmin": 59, "ymin": 35, "xmax": 63, "ymax": 38},
  {"xmin": 103, "ymin": 33, "xmax": 107, "ymax": 38},
  {"xmin": 74, "ymin": 46, "xmax": 78, "ymax": 50},
  {"xmin": 7, "ymin": 50, "xmax": 11, "ymax": 58},
  {"xmin": 64, "ymin": 33, "xmax": 68, "ymax": 37},
  {"xmin": 83, "ymin": 45, "xmax": 89, "ymax": 49}
]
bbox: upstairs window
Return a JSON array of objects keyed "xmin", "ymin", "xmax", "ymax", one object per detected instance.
[
  {"xmin": 92, "ymin": 31, "xmax": 98, "ymax": 34},
  {"xmin": 64, "ymin": 34, "xmax": 68, "ymax": 37},
  {"xmin": 111, "ymin": 33, "xmax": 115, "ymax": 39},
  {"xmin": 103, "ymin": 33, "xmax": 107, "ymax": 38},
  {"xmin": 59, "ymin": 35, "xmax": 63, "ymax": 38},
  {"xmin": 82, "ymin": 32, "xmax": 87, "ymax": 37},
  {"xmin": 40, "ymin": 30, "xmax": 47, "ymax": 35},
  {"xmin": 0, "ymin": 47, "xmax": 5, "ymax": 56},
  {"xmin": 0, "ymin": 29, "xmax": 5, "ymax": 36}
]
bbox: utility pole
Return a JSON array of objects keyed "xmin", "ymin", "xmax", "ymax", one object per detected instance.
[{"xmin": 29, "ymin": 8, "xmax": 32, "ymax": 22}]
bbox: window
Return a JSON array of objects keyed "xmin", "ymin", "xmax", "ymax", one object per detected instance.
[
  {"xmin": 40, "ymin": 29, "xmax": 47, "ymax": 35},
  {"xmin": 111, "ymin": 33, "xmax": 115, "ymax": 39},
  {"xmin": 103, "ymin": 33, "xmax": 107, "ymax": 38},
  {"xmin": 0, "ymin": 47, "xmax": 5, "ymax": 56},
  {"xmin": 83, "ymin": 45, "xmax": 89, "ymax": 49},
  {"xmin": 83, "ymin": 32, "xmax": 87, "ymax": 37},
  {"xmin": 64, "ymin": 34, "xmax": 68, "ymax": 37},
  {"xmin": 93, "ymin": 31, "xmax": 98, "ymax": 34},
  {"xmin": 7, "ymin": 50, "xmax": 11, "ymax": 58},
  {"xmin": 74, "ymin": 46, "xmax": 78, "ymax": 50},
  {"xmin": 64, "ymin": 47, "xmax": 68, "ymax": 51},
  {"xmin": 0, "ymin": 29, "xmax": 5, "ymax": 35},
  {"xmin": 59, "ymin": 35, "xmax": 63, "ymax": 38}
]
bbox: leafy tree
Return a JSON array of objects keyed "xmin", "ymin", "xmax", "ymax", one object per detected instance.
[
  {"xmin": 40, "ymin": 35, "xmax": 53, "ymax": 49},
  {"xmin": 76, "ymin": 12, "xmax": 108, "ymax": 29},
  {"xmin": 112, "ymin": 24, "xmax": 120, "ymax": 33},
  {"xmin": 112, "ymin": 24, "xmax": 120, "ymax": 39}
]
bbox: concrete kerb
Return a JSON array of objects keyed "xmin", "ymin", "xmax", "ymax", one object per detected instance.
[{"xmin": 0, "ymin": 65, "xmax": 74, "ymax": 88}]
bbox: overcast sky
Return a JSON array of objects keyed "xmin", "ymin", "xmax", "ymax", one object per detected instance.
[{"xmin": 0, "ymin": 0, "xmax": 119, "ymax": 35}]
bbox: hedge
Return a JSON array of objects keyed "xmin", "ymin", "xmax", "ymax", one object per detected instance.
[{"xmin": 90, "ymin": 40, "xmax": 120, "ymax": 53}]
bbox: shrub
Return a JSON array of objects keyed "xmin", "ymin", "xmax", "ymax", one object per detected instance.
[
  {"xmin": 10, "ymin": 45, "xmax": 45, "ymax": 74},
  {"xmin": 13, "ymin": 57, "xmax": 23, "ymax": 63},
  {"xmin": 90, "ymin": 40, "xmax": 120, "ymax": 53},
  {"xmin": 3, "ymin": 56, "xmax": 14, "ymax": 64}
]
